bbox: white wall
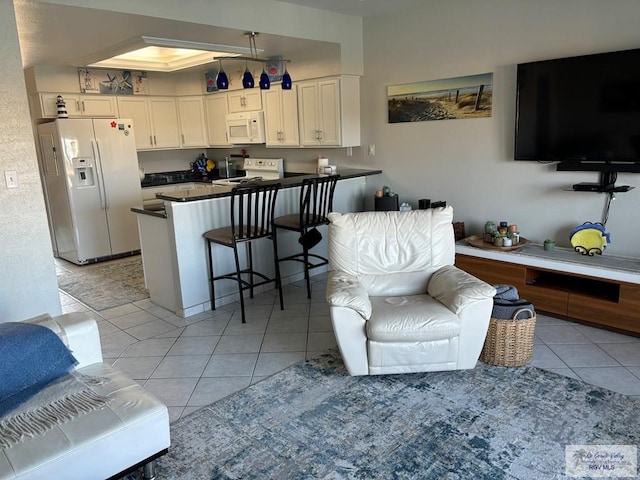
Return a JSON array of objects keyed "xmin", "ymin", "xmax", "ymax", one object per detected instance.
[
  {"xmin": 357, "ymin": 0, "xmax": 640, "ymax": 257},
  {"xmin": 36, "ymin": 0, "xmax": 364, "ymax": 75},
  {"xmin": 0, "ymin": 0, "xmax": 61, "ymax": 320}
]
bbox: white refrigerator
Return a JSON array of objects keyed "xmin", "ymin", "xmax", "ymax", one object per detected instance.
[{"xmin": 37, "ymin": 118, "xmax": 143, "ymax": 265}]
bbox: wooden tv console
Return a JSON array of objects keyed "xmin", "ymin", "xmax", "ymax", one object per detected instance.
[{"xmin": 455, "ymin": 242, "xmax": 640, "ymax": 336}]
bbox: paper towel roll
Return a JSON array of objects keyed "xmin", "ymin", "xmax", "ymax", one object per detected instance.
[{"xmin": 317, "ymin": 157, "xmax": 329, "ymax": 168}]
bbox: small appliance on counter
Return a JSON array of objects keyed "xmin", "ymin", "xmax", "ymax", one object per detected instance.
[
  {"xmin": 212, "ymin": 158, "xmax": 284, "ymax": 186},
  {"xmin": 217, "ymin": 156, "xmax": 239, "ymax": 179},
  {"xmin": 317, "ymin": 157, "xmax": 337, "ymax": 175}
]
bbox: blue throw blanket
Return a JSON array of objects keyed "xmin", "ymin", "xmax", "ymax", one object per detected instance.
[{"xmin": 0, "ymin": 322, "xmax": 78, "ymax": 417}]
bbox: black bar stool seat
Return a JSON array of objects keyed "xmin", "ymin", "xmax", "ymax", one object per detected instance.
[
  {"xmin": 204, "ymin": 183, "xmax": 284, "ymax": 323},
  {"xmin": 273, "ymin": 175, "xmax": 339, "ymax": 299}
]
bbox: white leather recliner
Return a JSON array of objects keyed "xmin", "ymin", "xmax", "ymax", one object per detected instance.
[{"xmin": 326, "ymin": 207, "xmax": 496, "ymax": 376}]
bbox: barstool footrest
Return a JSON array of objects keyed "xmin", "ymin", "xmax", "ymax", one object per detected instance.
[{"xmin": 278, "ymin": 254, "xmax": 328, "ymax": 269}]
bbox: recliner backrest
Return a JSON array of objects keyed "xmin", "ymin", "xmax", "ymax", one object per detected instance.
[{"xmin": 328, "ymin": 207, "xmax": 455, "ymax": 296}]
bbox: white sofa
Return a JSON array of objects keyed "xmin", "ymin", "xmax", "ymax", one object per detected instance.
[
  {"xmin": 0, "ymin": 313, "xmax": 170, "ymax": 480},
  {"xmin": 326, "ymin": 208, "xmax": 496, "ymax": 376}
]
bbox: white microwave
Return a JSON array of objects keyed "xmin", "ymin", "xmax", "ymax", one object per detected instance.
[{"xmin": 225, "ymin": 110, "xmax": 266, "ymax": 144}]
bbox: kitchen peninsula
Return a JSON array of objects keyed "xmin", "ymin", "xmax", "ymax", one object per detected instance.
[{"xmin": 132, "ymin": 169, "xmax": 380, "ymax": 317}]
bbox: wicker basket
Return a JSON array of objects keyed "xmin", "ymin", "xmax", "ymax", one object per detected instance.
[{"xmin": 480, "ymin": 308, "xmax": 536, "ymax": 367}]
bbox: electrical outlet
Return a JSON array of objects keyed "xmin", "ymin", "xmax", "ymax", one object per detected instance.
[
  {"xmin": 5, "ymin": 170, "xmax": 18, "ymax": 189},
  {"xmin": 368, "ymin": 144, "xmax": 375, "ymax": 156}
]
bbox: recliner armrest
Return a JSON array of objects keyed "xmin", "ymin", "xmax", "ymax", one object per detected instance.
[
  {"xmin": 326, "ymin": 271, "xmax": 372, "ymax": 320},
  {"xmin": 428, "ymin": 265, "xmax": 496, "ymax": 314}
]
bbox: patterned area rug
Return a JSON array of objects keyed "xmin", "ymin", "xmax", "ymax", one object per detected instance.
[
  {"xmin": 57, "ymin": 256, "xmax": 148, "ymax": 311},
  {"xmin": 155, "ymin": 351, "xmax": 639, "ymax": 479}
]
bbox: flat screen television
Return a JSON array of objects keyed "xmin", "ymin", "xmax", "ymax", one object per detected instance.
[{"xmin": 514, "ymin": 47, "xmax": 640, "ymax": 170}]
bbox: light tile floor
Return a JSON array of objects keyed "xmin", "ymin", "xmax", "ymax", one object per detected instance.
[{"xmin": 56, "ymin": 258, "xmax": 640, "ymax": 423}]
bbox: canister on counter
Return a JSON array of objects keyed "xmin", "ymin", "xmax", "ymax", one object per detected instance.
[{"xmin": 484, "ymin": 221, "xmax": 497, "ymax": 234}]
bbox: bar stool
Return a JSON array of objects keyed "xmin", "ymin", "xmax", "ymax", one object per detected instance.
[
  {"xmin": 273, "ymin": 175, "xmax": 339, "ymax": 299},
  {"xmin": 204, "ymin": 183, "xmax": 284, "ymax": 323}
]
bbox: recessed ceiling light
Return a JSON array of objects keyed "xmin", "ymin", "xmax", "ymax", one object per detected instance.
[{"xmin": 84, "ymin": 36, "xmax": 260, "ymax": 72}]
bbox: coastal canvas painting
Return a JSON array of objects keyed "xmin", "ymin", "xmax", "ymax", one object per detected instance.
[
  {"xmin": 388, "ymin": 72, "xmax": 493, "ymax": 123},
  {"xmin": 78, "ymin": 68, "xmax": 140, "ymax": 95}
]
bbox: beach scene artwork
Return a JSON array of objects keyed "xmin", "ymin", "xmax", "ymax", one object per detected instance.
[
  {"xmin": 78, "ymin": 68, "xmax": 139, "ymax": 95},
  {"xmin": 388, "ymin": 72, "xmax": 493, "ymax": 123}
]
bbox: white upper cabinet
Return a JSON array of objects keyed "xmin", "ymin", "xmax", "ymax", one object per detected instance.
[
  {"xmin": 204, "ymin": 93, "xmax": 231, "ymax": 147},
  {"xmin": 297, "ymin": 76, "xmax": 360, "ymax": 147},
  {"xmin": 78, "ymin": 96, "xmax": 118, "ymax": 117},
  {"xmin": 227, "ymin": 89, "xmax": 262, "ymax": 112},
  {"xmin": 177, "ymin": 96, "xmax": 208, "ymax": 148},
  {"xmin": 37, "ymin": 93, "xmax": 117, "ymax": 118},
  {"xmin": 116, "ymin": 97, "xmax": 153, "ymax": 150},
  {"xmin": 147, "ymin": 97, "xmax": 181, "ymax": 149},
  {"xmin": 117, "ymin": 96, "xmax": 180, "ymax": 150},
  {"xmin": 28, "ymin": 70, "xmax": 361, "ymax": 151},
  {"xmin": 262, "ymin": 88, "xmax": 299, "ymax": 147}
]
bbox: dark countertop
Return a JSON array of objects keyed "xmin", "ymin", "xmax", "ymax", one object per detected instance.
[
  {"xmin": 130, "ymin": 202, "xmax": 168, "ymax": 218},
  {"xmin": 141, "ymin": 169, "xmax": 247, "ymax": 188},
  {"xmin": 153, "ymin": 168, "xmax": 382, "ymax": 203}
]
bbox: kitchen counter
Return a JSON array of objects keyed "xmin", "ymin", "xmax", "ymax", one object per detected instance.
[
  {"xmin": 131, "ymin": 172, "xmax": 379, "ymax": 318},
  {"xmin": 130, "ymin": 202, "xmax": 167, "ymax": 219},
  {"xmin": 154, "ymin": 168, "xmax": 382, "ymax": 202},
  {"xmin": 141, "ymin": 169, "xmax": 245, "ymax": 188}
]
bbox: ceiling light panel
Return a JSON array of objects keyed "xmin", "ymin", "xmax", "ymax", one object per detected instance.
[{"xmin": 86, "ymin": 36, "xmax": 257, "ymax": 72}]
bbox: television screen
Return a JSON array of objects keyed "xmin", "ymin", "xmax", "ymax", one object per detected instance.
[{"xmin": 515, "ymin": 48, "xmax": 640, "ymax": 164}]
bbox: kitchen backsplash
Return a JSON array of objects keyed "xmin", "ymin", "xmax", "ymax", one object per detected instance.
[{"xmin": 137, "ymin": 145, "xmax": 358, "ymax": 175}]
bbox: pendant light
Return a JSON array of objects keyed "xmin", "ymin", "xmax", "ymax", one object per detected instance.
[
  {"xmin": 214, "ymin": 32, "xmax": 291, "ymax": 91},
  {"xmin": 249, "ymin": 32, "xmax": 270, "ymax": 90},
  {"xmin": 259, "ymin": 67, "xmax": 271, "ymax": 90},
  {"xmin": 216, "ymin": 60, "xmax": 229, "ymax": 90},
  {"xmin": 242, "ymin": 35, "xmax": 255, "ymax": 89},
  {"xmin": 281, "ymin": 65, "xmax": 292, "ymax": 90},
  {"xmin": 242, "ymin": 60, "xmax": 254, "ymax": 88}
]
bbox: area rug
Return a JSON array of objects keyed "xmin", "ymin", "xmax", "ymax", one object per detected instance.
[
  {"xmin": 57, "ymin": 256, "xmax": 148, "ymax": 311},
  {"xmin": 154, "ymin": 351, "xmax": 639, "ymax": 479}
]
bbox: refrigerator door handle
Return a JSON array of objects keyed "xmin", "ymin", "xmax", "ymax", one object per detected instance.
[{"xmin": 91, "ymin": 140, "xmax": 108, "ymax": 209}]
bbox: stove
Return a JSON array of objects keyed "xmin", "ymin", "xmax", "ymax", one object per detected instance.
[{"xmin": 212, "ymin": 158, "xmax": 284, "ymax": 185}]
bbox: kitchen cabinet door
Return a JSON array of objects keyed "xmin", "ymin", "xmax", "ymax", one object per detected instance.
[
  {"xmin": 177, "ymin": 96, "xmax": 208, "ymax": 148},
  {"xmin": 204, "ymin": 94, "xmax": 231, "ymax": 147},
  {"xmin": 297, "ymin": 82, "xmax": 320, "ymax": 145},
  {"xmin": 263, "ymin": 88, "xmax": 299, "ymax": 147},
  {"xmin": 79, "ymin": 95, "xmax": 117, "ymax": 117},
  {"xmin": 297, "ymin": 76, "xmax": 360, "ymax": 147},
  {"xmin": 37, "ymin": 93, "xmax": 116, "ymax": 118},
  {"xmin": 298, "ymin": 79, "xmax": 340, "ymax": 146},
  {"xmin": 227, "ymin": 89, "xmax": 262, "ymax": 112},
  {"xmin": 38, "ymin": 93, "xmax": 81, "ymax": 118},
  {"xmin": 117, "ymin": 97, "xmax": 154, "ymax": 150},
  {"xmin": 118, "ymin": 97, "xmax": 180, "ymax": 150},
  {"xmin": 148, "ymin": 97, "xmax": 181, "ymax": 149}
]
